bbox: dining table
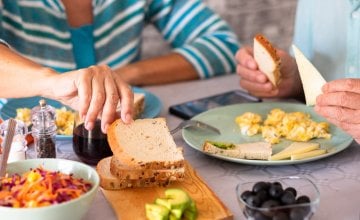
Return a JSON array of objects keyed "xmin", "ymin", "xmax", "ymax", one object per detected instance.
[{"xmin": 32, "ymin": 74, "xmax": 360, "ymax": 220}]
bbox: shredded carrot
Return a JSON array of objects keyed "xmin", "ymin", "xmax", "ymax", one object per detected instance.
[{"xmin": 0, "ymin": 166, "xmax": 92, "ymax": 208}]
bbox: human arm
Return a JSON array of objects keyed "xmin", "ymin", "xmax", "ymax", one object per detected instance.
[
  {"xmin": 235, "ymin": 46, "xmax": 304, "ymax": 99},
  {"xmin": 118, "ymin": 0, "xmax": 239, "ymax": 86},
  {"xmin": 0, "ymin": 44, "xmax": 133, "ymax": 132},
  {"xmin": 315, "ymin": 79, "xmax": 360, "ymax": 143}
]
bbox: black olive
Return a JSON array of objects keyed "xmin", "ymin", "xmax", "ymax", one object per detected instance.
[
  {"xmin": 273, "ymin": 211, "xmax": 290, "ymax": 220},
  {"xmin": 284, "ymin": 187, "xmax": 297, "ymax": 197},
  {"xmin": 296, "ymin": 195, "xmax": 311, "ymax": 204},
  {"xmin": 253, "ymin": 181, "xmax": 271, "ymax": 193},
  {"xmin": 269, "ymin": 184, "xmax": 283, "ymax": 199},
  {"xmin": 289, "ymin": 208, "xmax": 307, "ymax": 220},
  {"xmin": 253, "ymin": 211, "xmax": 271, "ymax": 220},
  {"xmin": 261, "ymin": 200, "xmax": 280, "ymax": 209},
  {"xmin": 241, "ymin": 190, "xmax": 253, "ymax": 201},
  {"xmin": 246, "ymin": 194, "xmax": 262, "ymax": 207},
  {"xmin": 256, "ymin": 190, "xmax": 269, "ymax": 204},
  {"xmin": 272, "ymin": 181, "xmax": 282, "ymax": 188},
  {"xmin": 280, "ymin": 191, "xmax": 296, "ymax": 205}
]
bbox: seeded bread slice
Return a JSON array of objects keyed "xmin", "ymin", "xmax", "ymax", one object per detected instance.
[
  {"xmin": 203, "ymin": 141, "xmax": 272, "ymax": 160},
  {"xmin": 110, "ymin": 156, "xmax": 185, "ymax": 180},
  {"xmin": 254, "ymin": 34, "xmax": 281, "ymax": 86},
  {"xmin": 116, "ymin": 92, "xmax": 145, "ymax": 119},
  {"xmin": 107, "ymin": 118, "xmax": 185, "ymax": 169},
  {"xmin": 96, "ymin": 157, "xmax": 184, "ymax": 190}
]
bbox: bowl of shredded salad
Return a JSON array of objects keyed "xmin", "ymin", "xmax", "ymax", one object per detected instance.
[{"xmin": 0, "ymin": 158, "xmax": 99, "ymax": 220}]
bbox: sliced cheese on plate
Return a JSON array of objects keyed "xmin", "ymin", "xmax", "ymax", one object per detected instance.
[
  {"xmin": 292, "ymin": 45, "xmax": 327, "ymax": 106},
  {"xmin": 291, "ymin": 149, "xmax": 327, "ymax": 160},
  {"xmin": 270, "ymin": 142, "xmax": 320, "ymax": 161}
]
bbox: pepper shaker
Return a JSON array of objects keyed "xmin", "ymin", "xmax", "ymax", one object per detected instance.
[
  {"xmin": 0, "ymin": 119, "xmax": 28, "ymax": 162},
  {"xmin": 31, "ymin": 99, "xmax": 57, "ymax": 158}
]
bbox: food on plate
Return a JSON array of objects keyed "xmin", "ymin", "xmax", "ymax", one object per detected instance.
[
  {"xmin": 97, "ymin": 118, "xmax": 185, "ymax": 189},
  {"xmin": 116, "ymin": 92, "xmax": 145, "ymax": 119},
  {"xmin": 239, "ymin": 181, "xmax": 312, "ymax": 219},
  {"xmin": 292, "ymin": 45, "xmax": 327, "ymax": 106},
  {"xmin": 16, "ymin": 107, "xmax": 75, "ymax": 135},
  {"xmin": 145, "ymin": 188, "xmax": 197, "ymax": 220},
  {"xmin": 235, "ymin": 108, "xmax": 331, "ymax": 144},
  {"xmin": 253, "ymin": 34, "xmax": 281, "ymax": 86},
  {"xmin": 0, "ymin": 166, "xmax": 92, "ymax": 208},
  {"xmin": 270, "ymin": 142, "xmax": 327, "ymax": 161},
  {"xmin": 203, "ymin": 140, "xmax": 272, "ymax": 160}
]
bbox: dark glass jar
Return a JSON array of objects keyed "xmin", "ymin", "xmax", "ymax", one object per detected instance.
[{"xmin": 72, "ymin": 114, "xmax": 112, "ymax": 165}]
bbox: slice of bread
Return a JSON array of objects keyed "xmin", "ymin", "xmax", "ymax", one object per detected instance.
[
  {"xmin": 107, "ymin": 118, "xmax": 185, "ymax": 169},
  {"xmin": 203, "ymin": 141, "xmax": 272, "ymax": 160},
  {"xmin": 97, "ymin": 157, "xmax": 183, "ymax": 190},
  {"xmin": 110, "ymin": 155, "xmax": 185, "ymax": 180},
  {"xmin": 116, "ymin": 92, "xmax": 145, "ymax": 119},
  {"xmin": 253, "ymin": 34, "xmax": 281, "ymax": 86}
]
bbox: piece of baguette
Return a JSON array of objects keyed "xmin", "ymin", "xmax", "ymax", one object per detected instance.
[
  {"xmin": 107, "ymin": 118, "xmax": 185, "ymax": 169},
  {"xmin": 203, "ymin": 141, "xmax": 272, "ymax": 160},
  {"xmin": 110, "ymin": 155, "xmax": 185, "ymax": 180},
  {"xmin": 253, "ymin": 34, "xmax": 281, "ymax": 86},
  {"xmin": 97, "ymin": 157, "xmax": 183, "ymax": 190},
  {"xmin": 116, "ymin": 92, "xmax": 145, "ymax": 119}
]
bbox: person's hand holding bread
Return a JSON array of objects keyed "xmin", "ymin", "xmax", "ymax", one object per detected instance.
[{"xmin": 235, "ymin": 34, "xmax": 303, "ymax": 99}]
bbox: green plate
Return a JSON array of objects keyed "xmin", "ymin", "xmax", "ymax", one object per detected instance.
[{"xmin": 182, "ymin": 102, "xmax": 353, "ymax": 165}]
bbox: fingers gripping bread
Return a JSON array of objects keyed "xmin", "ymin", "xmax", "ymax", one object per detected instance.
[
  {"xmin": 97, "ymin": 157, "xmax": 184, "ymax": 190},
  {"xmin": 253, "ymin": 34, "xmax": 281, "ymax": 86},
  {"xmin": 116, "ymin": 92, "xmax": 145, "ymax": 119},
  {"xmin": 107, "ymin": 118, "xmax": 185, "ymax": 169}
]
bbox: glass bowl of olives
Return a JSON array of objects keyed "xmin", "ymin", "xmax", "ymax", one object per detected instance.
[{"xmin": 236, "ymin": 176, "xmax": 320, "ymax": 220}]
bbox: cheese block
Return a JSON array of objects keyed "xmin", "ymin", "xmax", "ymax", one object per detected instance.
[
  {"xmin": 203, "ymin": 141, "xmax": 272, "ymax": 160},
  {"xmin": 292, "ymin": 45, "xmax": 327, "ymax": 106},
  {"xmin": 291, "ymin": 149, "xmax": 327, "ymax": 160},
  {"xmin": 270, "ymin": 142, "xmax": 320, "ymax": 161}
]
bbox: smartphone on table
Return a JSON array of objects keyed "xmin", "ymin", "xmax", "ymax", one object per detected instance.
[{"xmin": 169, "ymin": 90, "xmax": 262, "ymax": 120}]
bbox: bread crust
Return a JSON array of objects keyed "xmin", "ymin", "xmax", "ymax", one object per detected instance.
[
  {"xmin": 254, "ymin": 34, "xmax": 281, "ymax": 86},
  {"xmin": 110, "ymin": 156, "xmax": 185, "ymax": 180}
]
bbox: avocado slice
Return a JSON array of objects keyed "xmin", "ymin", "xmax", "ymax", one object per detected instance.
[
  {"xmin": 206, "ymin": 141, "xmax": 235, "ymax": 149},
  {"xmin": 145, "ymin": 203, "xmax": 170, "ymax": 220},
  {"xmin": 183, "ymin": 199, "xmax": 197, "ymax": 220},
  {"xmin": 164, "ymin": 188, "xmax": 191, "ymax": 211}
]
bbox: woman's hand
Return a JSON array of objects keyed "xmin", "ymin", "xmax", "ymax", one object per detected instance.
[
  {"xmin": 315, "ymin": 78, "xmax": 360, "ymax": 143},
  {"xmin": 235, "ymin": 46, "xmax": 302, "ymax": 99},
  {"xmin": 48, "ymin": 65, "xmax": 133, "ymax": 133}
]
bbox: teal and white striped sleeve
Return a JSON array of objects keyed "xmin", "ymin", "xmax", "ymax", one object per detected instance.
[{"xmin": 147, "ymin": 0, "xmax": 240, "ymax": 79}]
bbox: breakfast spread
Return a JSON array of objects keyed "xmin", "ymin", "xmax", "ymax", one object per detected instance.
[
  {"xmin": 235, "ymin": 108, "xmax": 331, "ymax": 144},
  {"xmin": 239, "ymin": 181, "xmax": 312, "ymax": 220},
  {"xmin": 0, "ymin": 166, "xmax": 92, "ymax": 208},
  {"xmin": 145, "ymin": 188, "xmax": 197, "ymax": 220},
  {"xmin": 253, "ymin": 34, "xmax": 281, "ymax": 86},
  {"xmin": 96, "ymin": 118, "xmax": 185, "ymax": 189}
]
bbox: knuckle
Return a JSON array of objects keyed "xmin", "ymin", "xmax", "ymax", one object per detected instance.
[{"xmin": 344, "ymin": 78, "xmax": 356, "ymax": 90}]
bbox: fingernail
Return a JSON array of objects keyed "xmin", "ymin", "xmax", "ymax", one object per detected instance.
[
  {"xmin": 125, "ymin": 113, "xmax": 132, "ymax": 123},
  {"xmin": 103, "ymin": 124, "xmax": 109, "ymax": 134},
  {"xmin": 85, "ymin": 121, "xmax": 94, "ymax": 130}
]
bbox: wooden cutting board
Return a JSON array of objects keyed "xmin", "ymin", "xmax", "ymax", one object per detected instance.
[{"xmin": 101, "ymin": 161, "xmax": 233, "ymax": 220}]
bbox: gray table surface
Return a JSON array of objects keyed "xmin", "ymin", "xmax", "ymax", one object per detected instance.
[{"xmin": 46, "ymin": 74, "xmax": 360, "ymax": 220}]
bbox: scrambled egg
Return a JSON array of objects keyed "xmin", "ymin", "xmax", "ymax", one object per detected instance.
[
  {"xmin": 15, "ymin": 107, "xmax": 75, "ymax": 136},
  {"xmin": 235, "ymin": 108, "xmax": 331, "ymax": 144}
]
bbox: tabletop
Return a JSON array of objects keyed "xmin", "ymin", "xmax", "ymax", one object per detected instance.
[{"xmin": 48, "ymin": 74, "xmax": 360, "ymax": 220}]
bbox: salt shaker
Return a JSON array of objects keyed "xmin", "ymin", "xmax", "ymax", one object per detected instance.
[
  {"xmin": 31, "ymin": 99, "xmax": 57, "ymax": 158},
  {"xmin": 0, "ymin": 119, "xmax": 28, "ymax": 162}
]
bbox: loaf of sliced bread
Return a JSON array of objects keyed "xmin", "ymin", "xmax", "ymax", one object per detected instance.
[
  {"xmin": 107, "ymin": 118, "xmax": 185, "ymax": 169},
  {"xmin": 116, "ymin": 92, "xmax": 145, "ymax": 119},
  {"xmin": 97, "ymin": 157, "xmax": 184, "ymax": 190},
  {"xmin": 253, "ymin": 34, "xmax": 281, "ymax": 86},
  {"xmin": 203, "ymin": 141, "xmax": 272, "ymax": 160},
  {"xmin": 110, "ymin": 155, "xmax": 185, "ymax": 180}
]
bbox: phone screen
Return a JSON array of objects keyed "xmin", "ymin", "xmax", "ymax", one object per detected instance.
[{"xmin": 169, "ymin": 90, "xmax": 262, "ymax": 120}]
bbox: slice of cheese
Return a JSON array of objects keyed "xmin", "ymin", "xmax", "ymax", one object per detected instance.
[
  {"xmin": 292, "ymin": 45, "xmax": 326, "ymax": 106},
  {"xmin": 291, "ymin": 149, "xmax": 327, "ymax": 160},
  {"xmin": 270, "ymin": 142, "xmax": 320, "ymax": 161}
]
